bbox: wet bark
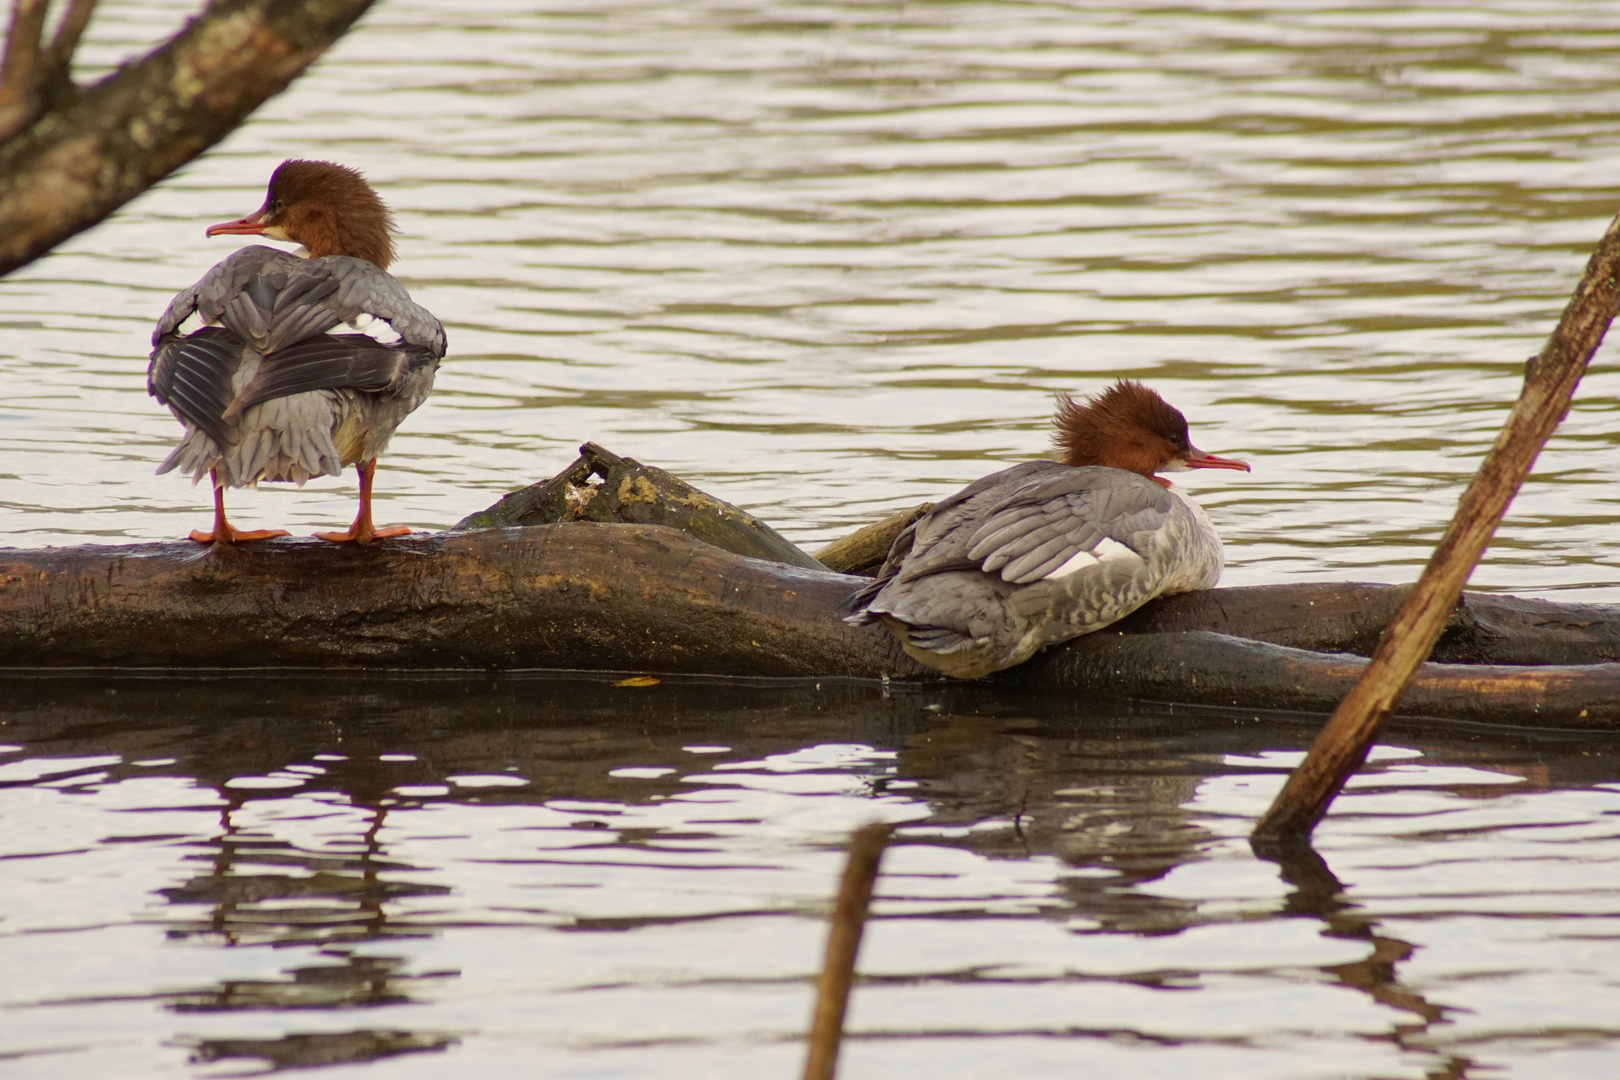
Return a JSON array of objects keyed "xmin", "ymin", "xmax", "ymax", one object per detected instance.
[
  {"xmin": 1, "ymin": 522, "xmax": 1617, "ymax": 728},
  {"xmin": 0, "ymin": 524, "xmax": 916, "ymax": 676},
  {"xmin": 1008, "ymin": 631, "xmax": 1620, "ymax": 730},
  {"xmin": 1111, "ymin": 582, "xmax": 1620, "ymax": 667},
  {"xmin": 0, "ymin": 0, "xmax": 376, "ymax": 277}
]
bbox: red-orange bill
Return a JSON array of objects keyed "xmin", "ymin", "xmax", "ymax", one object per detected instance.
[
  {"xmin": 205, "ymin": 210, "xmax": 267, "ymax": 238},
  {"xmin": 1184, "ymin": 447, "xmax": 1250, "ymax": 472}
]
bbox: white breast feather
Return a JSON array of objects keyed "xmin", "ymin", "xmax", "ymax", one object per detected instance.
[{"xmin": 1045, "ymin": 537, "xmax": 1143, "ymax": 579}]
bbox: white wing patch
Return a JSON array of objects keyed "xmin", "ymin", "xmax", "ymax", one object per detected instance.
[
  {"xmin": 347, "ymin": 312, "xmax": 404, "ymax": 346},
  {"xmin": 1046, "ymin": 537, "xmax": 1143, "ymax": 579}
]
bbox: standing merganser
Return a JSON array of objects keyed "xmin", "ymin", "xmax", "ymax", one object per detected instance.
[
  {"xmin": 845, "ymin": 380, "xmax": 1249, "ymax": 678},
  {"xmin": 148, "ymin": 159, "xmax": 446, "ymax": 544}
]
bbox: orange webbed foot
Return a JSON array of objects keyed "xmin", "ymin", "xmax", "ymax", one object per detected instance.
[
  {"xmin": 189, "ymin": 527, "xmax": 290, "ymax": 544},
  {"xmin": 313, "ymin": 525, "xmax": 411, "ymax": 544}
]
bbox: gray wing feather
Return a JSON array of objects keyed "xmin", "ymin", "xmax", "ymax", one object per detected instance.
[
  {"xmin": 154, "ymin": 247, "xmax": 446, "ymax": 358},
  {"xmin": 148, "ymin": 326, "xmax": 240, "ymax": 449},
  {"xmin": 961, "ymin": 468, "xmax": 1172, "ymax": 586},
  {"xmin": 223, "ymin": 336, "xmax": 436, "ymax": 419},
  {"xmin": 995, "ymin": 532, "xmax": 1086, "ymax": 582},
  {"xmin": 323, "ymin": 255, "xmax": 447, "ymax": 354},
  {"xmin": 260, "ymin": 272, "xmax": 344, "ymax": 353},
  {"xmin": 867, "ymin": 463, "xmax": 1172, "ymax": 592},
  {"xmin": 153, "ymin": 246, "xmax": 307, "ymax": 345}
]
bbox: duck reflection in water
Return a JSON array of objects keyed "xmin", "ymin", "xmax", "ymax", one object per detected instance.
[{"xmin": 4, "ymin": 675, "xmax": 1577, "ymax": 1074}]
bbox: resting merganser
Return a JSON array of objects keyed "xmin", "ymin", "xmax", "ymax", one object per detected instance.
[
  {"xmin": 148, "ymin": 159, "xmax": 446, "ymax": 544},
  {"xmin": 845, "ymin": 380, "xmax": 1249, "ymax": 678}
]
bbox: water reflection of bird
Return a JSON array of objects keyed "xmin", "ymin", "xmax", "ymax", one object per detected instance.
[
  {"xmin": 846, "ymin": 381, "xmax": 1248, "ymax": 678},
  {"xmin": 149, "ymin": 159, "xmax": 446, "ymax": 544}
]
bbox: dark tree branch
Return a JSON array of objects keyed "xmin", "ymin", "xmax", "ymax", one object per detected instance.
[
  {"xmin": 805, "ymin": 823, "xmax": 892, "ymax": 1080},
  {"xmin": 45, "ymin": 0, "xmax": 97, "ymax": 72},
  {"xmin": 0, "ymin": 0, "xmax": 376, "ymax": 277}
]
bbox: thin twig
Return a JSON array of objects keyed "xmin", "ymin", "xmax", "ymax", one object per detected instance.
[
  {"xmin": 1252, "ymin": 207, "xmax": 1620, "ymax": 846},
  {"xmin": 44, "ymin": 0, "xmax": 97, "ymax": 78},
  {"xmin": 0, "ymin": 0, "xmax": 48, "ymax": 141},
  {"xmin": 804, "ymin": 822, "xmax": 893, "ymax": 1080}
]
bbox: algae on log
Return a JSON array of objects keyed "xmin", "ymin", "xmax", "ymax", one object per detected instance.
[
  {"xmin": 454, "ymin": 442, "xmax": 825, "ymax": 571},
  {"xmin": 2, "ymin": 522, "xmax": 1618, "ymax": 728}
]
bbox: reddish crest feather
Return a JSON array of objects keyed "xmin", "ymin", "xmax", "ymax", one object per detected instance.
[
  {"xmin": 1052, "ymin": 379, "xmax": 1192, "ymax": 477},
  {"xmin": 263, "ymin": 159, "xmax": 397, "ymax": 270}
]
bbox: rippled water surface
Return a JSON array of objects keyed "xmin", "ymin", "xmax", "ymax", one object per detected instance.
[
  {"xmin": 3, "ymin": 676, "xmax": 1619, "ymax": 1078},
  {"xmin": 3, "ymin": 0, "xmax": 1620, "ymax": 594},
  {"xmin": 4, "ymin": 1, "xmax": 1620, "ymax": 1077}
]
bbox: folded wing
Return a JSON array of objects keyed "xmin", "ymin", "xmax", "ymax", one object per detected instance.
[
  {"xmin": 846, "ymin": 463, "xmax": 1176, "ymax": 662},
  {"xmin": 150, "ymin": 247, "xmax": 447, "ymax": 446}
]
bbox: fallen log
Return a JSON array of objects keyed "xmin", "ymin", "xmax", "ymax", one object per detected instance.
[
  {"xmin": 0, "ymin": 524, "xmax": 907, "ymax": 675},
  {"xmin": 1, "ymin": 522, "xmax": 1616, "ymax": 728}
]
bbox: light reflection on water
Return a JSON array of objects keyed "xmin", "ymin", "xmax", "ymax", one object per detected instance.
[
  {"xmin": 4, "ymin": 3, "xmax": 1620, "ymax": 1077},
  {"xmin": 1, "ymin": 675, "xmax": 1618, "ymax": 1077},
  {"xmin": 2, "ymin": 1, "xmax": 1620, "ymax": 596}
]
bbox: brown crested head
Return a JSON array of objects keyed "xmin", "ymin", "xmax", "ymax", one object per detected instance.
[
  {"xmin": 206, "ymin": 160, "xmax": 397, "ymax": 270},
  {"xmin": 1052, "ymin": 379, "xmax": 1249, "ymax": 478}
]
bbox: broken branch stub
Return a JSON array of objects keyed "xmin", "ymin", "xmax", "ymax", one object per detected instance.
[
  {"xmin": 455, "ymin": 441, "xmax": 826, "ymax": 571},
  {"xmin": 812, "ymin": 502, "xmax": 931, "ymax": 576}
]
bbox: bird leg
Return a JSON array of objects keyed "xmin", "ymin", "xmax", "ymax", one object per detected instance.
[
  {"xmin": 315, "ymin": 459, "xmax": 411, "ymax": 544},
  {"xmin": 189, "ymin": 470, "xmax": 289, "ymax": 544}
]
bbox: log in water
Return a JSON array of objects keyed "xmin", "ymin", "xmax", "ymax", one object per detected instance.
[{"xmin": 2, "ymin": 521, "xmax": 1616, "ymax": 728}]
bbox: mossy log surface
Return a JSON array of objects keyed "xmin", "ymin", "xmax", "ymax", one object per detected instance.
[
  {"xmin": 453, "ymin": 442, "xmax": 824, "ymax": 571},
  {"xmin": 1, "ymin": 521, "xmax": 1617, "ymax": 728}
]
